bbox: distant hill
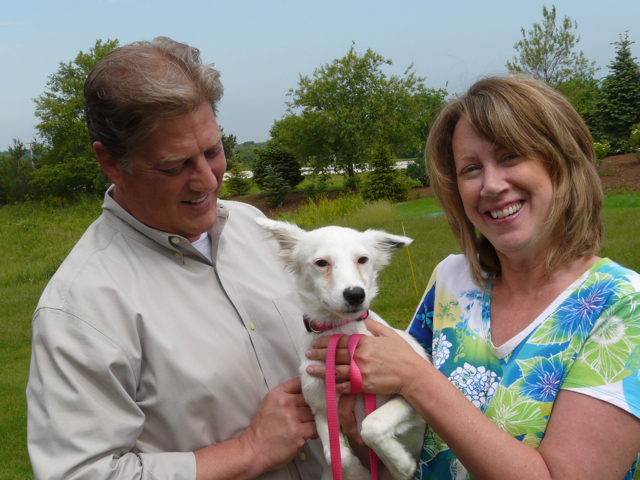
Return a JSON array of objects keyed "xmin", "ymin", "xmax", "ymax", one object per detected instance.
[
  {"xmin": 235, "ymin": 141, "xmax": 266, "ymax": 164},
  {"xmin": 238, "ymin": 141, "xmax": 267, "ymax": 148}
]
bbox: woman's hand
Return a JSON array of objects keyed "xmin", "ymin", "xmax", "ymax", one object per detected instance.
[{"xmin": 305, "ymin": 319, "xmax": 428, "ymax": 398}]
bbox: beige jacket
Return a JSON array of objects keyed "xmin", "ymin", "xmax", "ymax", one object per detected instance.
[{"xmin": 27, "ymin": 189, "xmax": 324, "ymax": 480}]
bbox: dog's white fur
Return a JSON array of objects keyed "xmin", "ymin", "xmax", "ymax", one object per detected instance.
[{"xmin": 256, "ymin": 218, "xmax": 428, "ymax": 480}]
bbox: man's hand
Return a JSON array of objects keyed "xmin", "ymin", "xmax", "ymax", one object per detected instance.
[
  {"xmin": 195, "ymin": 377, "xmax": 317, "ymax": 480},
  {"xmin": 241, "ymin": 376, "xmax": 318, "ymax": 473},
  {"xmin": 338, "ymin": 394, "xmax": 370, "ymax": 466}
]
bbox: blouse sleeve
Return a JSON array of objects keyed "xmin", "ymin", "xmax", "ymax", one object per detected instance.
[
  {"xmin": 407, "ymin": 268, "xmax": 439, "ymax": 356},
  {"xmin": 561, "ymin": 291, "xmax": 640, "ymax": 419}
]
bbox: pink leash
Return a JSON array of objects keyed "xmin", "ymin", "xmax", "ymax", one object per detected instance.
[{"xmin": 326, "ymin": 333, "xmax": 379, "ymax": 480}]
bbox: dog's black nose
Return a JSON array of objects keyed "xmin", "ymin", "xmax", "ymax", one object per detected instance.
[{"xmin": 343, "ymin": 287, "xmax": 366, "ymax": 306}]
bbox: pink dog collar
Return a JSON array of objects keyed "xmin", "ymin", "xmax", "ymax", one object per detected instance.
[{"xmin": 303, "ymin": 310, "xmax": 368, "ymax": 333}]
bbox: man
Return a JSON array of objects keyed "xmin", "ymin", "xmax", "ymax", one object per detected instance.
[{"xmin": 26, "ymin": 37, "xmax": 324, "ymax": 480}]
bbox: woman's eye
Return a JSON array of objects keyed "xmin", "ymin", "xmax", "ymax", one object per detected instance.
[
  {"xmin": 357, "ymin": 256, "xmax": 369, "ymax": 265},
  {"xmin": 460, "ymin": 165, "xmax": 480, "ymax": 176},
  {"xmin": 314, "ymin": 259, "xmax": 329, "ymax": 267}
]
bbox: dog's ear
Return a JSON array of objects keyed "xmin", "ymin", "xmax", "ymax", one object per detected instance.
[
  {"xmin": 365, "ymin": 229, "xmax": 414, "ymax": 268},
  {"xmin": 255, "ymin": 218, "xmax": 305, "ymax": 266}
]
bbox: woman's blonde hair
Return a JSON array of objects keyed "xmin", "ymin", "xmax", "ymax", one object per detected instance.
[{"xmin": 426, "ymin": 75, "xmax": 603, "ymax": 287}]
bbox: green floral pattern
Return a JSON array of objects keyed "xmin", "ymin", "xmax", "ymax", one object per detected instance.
[{"xmin": 407, "ymin": 255, "xmax": 640, "ymax": 479}]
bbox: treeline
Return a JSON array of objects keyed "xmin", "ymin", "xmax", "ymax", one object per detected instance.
[{"xmin": 2, "ymin": 6, "xmax": 640, "ymax": 206}]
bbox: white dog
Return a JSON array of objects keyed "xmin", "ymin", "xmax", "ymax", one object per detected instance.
[{"xmin": 256, "ymin": 218, "xmax": 429, "ymax": 480}]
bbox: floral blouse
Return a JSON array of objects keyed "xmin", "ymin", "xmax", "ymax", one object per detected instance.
[{"xmin": 407, "ymin": 255, "xmax": 640, "ymax": 480}]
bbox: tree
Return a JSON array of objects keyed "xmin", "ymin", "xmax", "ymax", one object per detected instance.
[
  {"xmin": 274, "ymin": 45, "xmax": 438, "ymax": 178},
  {"xmin": 506, "ymin": 5, "xmax": 597, "ymax": 87},
  {"xmin": 595, "ymin": 32, "xmax": 640, "ymax": 151},
  {"xmin": 556, "ymin": 75, "xmax": 601, "ymax": 134},
  {"xmin": 223, "ymin": 151, "xmax": 253, "ymax": 196},
  {"xmin": 252, "ymin": 142, "xmax": 303, "ymax": 191},
  {"xmin": 31, "ymin": 39, "xmax": 119, "ymax": 198},
  {"xmin": 220, "ymin": 127, "xmax": 237, "ymax": 167},
  {"xmin": 261, "ymin": 165, "xmax": 292, "ymax": 207},
  {"xmin": 0, "ymin": 138, "xmax": 36, "ymax": 204},
  {"xmin": 235, "ymin": 141, "xmax": 265, "ymax": 165},
  {"xmin": 360, "ymin": 143, "xmax": 411, "ymax": 203}
]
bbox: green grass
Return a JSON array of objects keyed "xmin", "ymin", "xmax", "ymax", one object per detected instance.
[
  {"xmin": 603, "ymin": 193, "xmax": 640, "ymax": 210},
  {"xmin": 0, "ymin": 195, "xmax": 102, "ymax": 479},
  {"xmin": 398, "ymin": 197, "xmax": 442, "ymax": 218},
  {"xmin": 2, "ymin": 191, "xmax": 640, "ymax": 478}
]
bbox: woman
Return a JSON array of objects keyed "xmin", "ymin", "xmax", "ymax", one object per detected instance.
[{"xmin": 307, "ymin": 75, "xmax": 640, "ymax": 479}]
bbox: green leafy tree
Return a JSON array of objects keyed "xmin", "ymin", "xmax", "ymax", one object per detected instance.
[
  {"xmin": 31, "ymin": 39, "xmax": 119, "ymax": 198},
  {"xmin": 223, "ymin": 151, "xmax": 253, "ymax": 196},
  {"xmin": 360, "ymin": 143, "xmax": 411, "ymax": 203},
  {"xmin": 506, "ymin": 5, "xmax": 597, "ymax": 87},
  {"xmin": 412, "ymin": 88, "xmax": 448, "ymax": 153},
  {"xmin": 595, "ymin": 32, "xmax": 640, "ymax": 151},
  {"xmin": 0, "ymin": 138, "xmax": 36, "ymax": 204},
  {"xmin": 252, "ymin": 142, "xmax": 303, "ymax": 191},
  {"xmin": 274, "ymin": 45, "xmax": 435, "ymax": 177},
  {"xmin": 220, "ymin": 127, "xmax": 237, "ymax": 169},
  {"xmin": 556, "ymin": 75, "xmax": 601, "ymax": 134}
]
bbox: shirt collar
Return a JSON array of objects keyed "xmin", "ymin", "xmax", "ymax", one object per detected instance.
[{"xmin": 101, "ymin": 185, "xmax": 229, "ymax": 265}]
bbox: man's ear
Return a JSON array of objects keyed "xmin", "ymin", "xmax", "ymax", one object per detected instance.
[{"xmin": 93, "ymin": 141, "xmax": 126, "ymax": 186}]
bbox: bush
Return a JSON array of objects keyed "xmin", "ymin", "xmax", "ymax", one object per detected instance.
[
  {"xmin": 343, "ymin": 175, "xmax": 361, "ymax": 192},
  {"xmin": 360, "ymin": 143, "xmax": 411, "ymax": 203},
  {"xmin": 630, "ymin": 123, "xmax": 640, "ymax": 163},
  {"xmin": 405, "ymin": 159, "xmax": 430, "ymax": 186},
  {"xmin": 593, "ymin": 141, "xmax": 611, "ymax": 165},
  {"xmin": 275, "ymin": 193, "xmax": 367, "ymax": 229},
  {"xmin": 252, "ymin": 142, "xmax": 303, "ymax": 191}
]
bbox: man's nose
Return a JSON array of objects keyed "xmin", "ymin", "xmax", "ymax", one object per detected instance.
[{"xmin": 190, "ymin": 156, "xmax": 219, "ymax": 192}]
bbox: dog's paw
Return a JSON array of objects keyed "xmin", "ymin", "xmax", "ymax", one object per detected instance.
[{"xmin": 386, "ymin": 458, "xmax": 417, "ymax": 480}]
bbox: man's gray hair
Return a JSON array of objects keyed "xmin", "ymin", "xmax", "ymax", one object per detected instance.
[{"xmin": 84, "ymin": 36, "xmax": 223, "ymax": 171}]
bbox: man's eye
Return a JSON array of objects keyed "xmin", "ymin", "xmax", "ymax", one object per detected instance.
[
  {"xmin": 206, "ymin": 148, "xmax": 223, "ymax": 159},
  {"xmin": 159, "ymin": 166, "xmax": 183, "ymax": 175},
  {"xmin": 314, "ymin": 259, "xmax": 329, "ymax": 267}
]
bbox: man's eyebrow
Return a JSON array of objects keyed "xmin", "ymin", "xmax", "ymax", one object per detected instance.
[
  {"xmin": 157, "ymin": 134, "xmax": 223, "ymax": 164},
  {"xmin": 157, "ymin": 154, "xmax": 188, "ymax": 165}
]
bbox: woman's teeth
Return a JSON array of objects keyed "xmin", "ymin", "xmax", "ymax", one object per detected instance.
[
  {"xmin": 188, "ymin": 196, "xmax": 207, "ymax": 204},
  {"xmin": 490, "ymin": 202, "xmax": 522, "ymax": 219}
]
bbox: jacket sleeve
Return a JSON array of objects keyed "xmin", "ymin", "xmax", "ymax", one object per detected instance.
[{"xmin": 27, "ymin": 307, "xmax": 197, "ymax": 480}]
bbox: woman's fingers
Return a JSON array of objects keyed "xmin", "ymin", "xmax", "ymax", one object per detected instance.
[
  {"xmin": 305, "ymin": 363, "xmax": 351, "ymax": 380},
  {"xmin": 306, "ymin": 339, "xmax": 352, "ymax": 364}
]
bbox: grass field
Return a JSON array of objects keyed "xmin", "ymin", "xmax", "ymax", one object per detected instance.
[{"xmin": 1, "ymin": 192, "xmax": 639, "ymax": 477}]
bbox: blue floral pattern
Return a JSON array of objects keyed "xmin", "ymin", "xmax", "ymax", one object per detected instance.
[{"xmin": 408, "ymin": 255, "xmax": 640, "ymax": 480}]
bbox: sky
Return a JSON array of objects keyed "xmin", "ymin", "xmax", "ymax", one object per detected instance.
[{"xmin": 1, "ymin": 0, "xmax": 639, "ymax": 152}]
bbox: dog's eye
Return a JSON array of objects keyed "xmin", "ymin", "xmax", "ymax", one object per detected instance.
[
  {"xmin": 357, "ymin": 256, "xmax": 369, "ymax": 265},
  {"xmin": 315, "ymin": 259, "xmax": 329, "ymax": 267}
]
